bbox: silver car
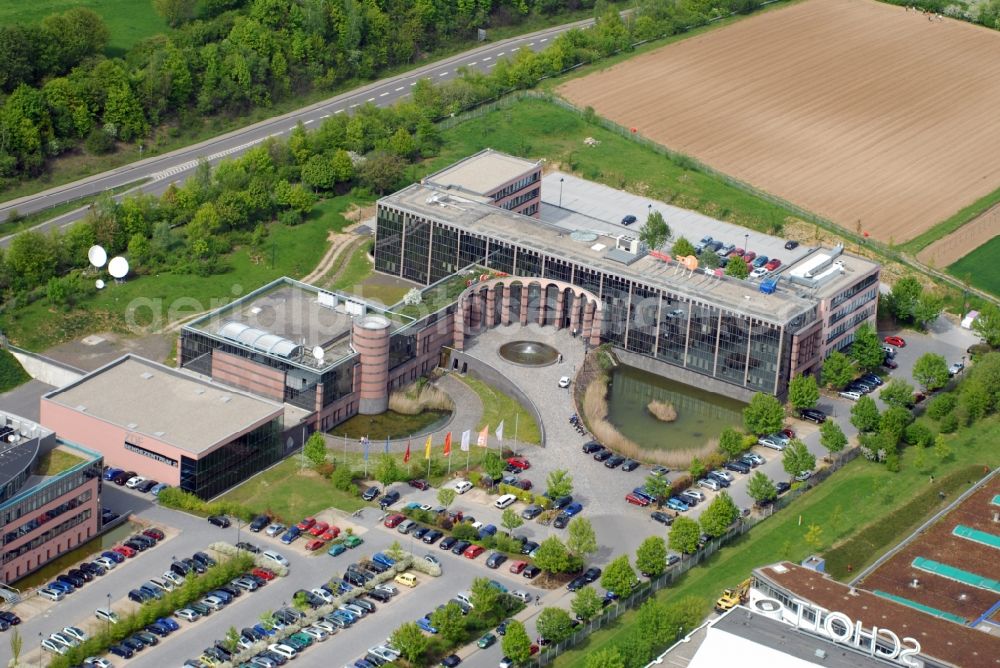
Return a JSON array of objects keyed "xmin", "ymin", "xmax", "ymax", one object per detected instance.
[{"xmin": 265, "ymin": 523, "xmax": 286, "ymax": 537}]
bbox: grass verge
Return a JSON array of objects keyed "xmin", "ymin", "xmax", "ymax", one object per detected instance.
[
  {"xmin": 901, "ymin": 184, "xmax": 1000, "ymax": 255},
  {"xmin": 335, "ymin": 409, "xmax": 451, "ymax": 441},
  {"xmin": 0, "ymin": 349, "xmax": 31, "ymax": 392},
  {"xmin": 454, "ymin": 374, "xmax": 542, "ymax": 445},
  {"xmin": 36, "ymin": 448, "xmax": 87, "ymax": 476},
  {"xmin": 216, "ymin": 458, "xmax": 365, "ymax": 521},
  {"xmin": 947, "ymin": 234, "xmax": 1000, "ymax": 299},
  {"xmin": 552, "ymin": 415, "xmax": 1000, "ymax": 668}
]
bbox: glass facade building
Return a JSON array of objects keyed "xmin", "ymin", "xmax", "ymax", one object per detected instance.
[{"xmin": 179, "ymin": 417, "xmax": 283, "ymax": 499}]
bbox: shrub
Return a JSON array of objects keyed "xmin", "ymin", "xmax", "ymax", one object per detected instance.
[
  {"xmin": 926, "ymin": 392, "xmax": 957, "ymax": 421},
  {"xmin": 939, "ymin": 413, "xmax": 959, "ymax": 434},
  {"xmin": 84, "ymin": 129, "xmax": 115, "ymax": 155},
  {"xmin": 157, "ymin": 487, "xmax": 255, "ymax": 522}
]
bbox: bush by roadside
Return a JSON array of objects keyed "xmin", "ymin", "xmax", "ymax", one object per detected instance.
[{"xmin": 157, "ymin": 487, "xmax": 255, "ymax": 522}]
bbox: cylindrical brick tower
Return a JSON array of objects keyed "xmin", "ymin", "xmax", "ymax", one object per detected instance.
[{"xmin": 353, "ymin": 314, "xmax": 392, "ymax": 414}]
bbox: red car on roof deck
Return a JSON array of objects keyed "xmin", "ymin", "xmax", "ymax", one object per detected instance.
[
  {"xmin": 463, "ymin": 545, "xmax": 485, "ymax": 559},
  {"xmin": 296, "ymin": 517, "xmax": 316, "ymax": 531},
  {"xmin": 321, "ymin": 526, "xmax": 341, "ymax": 541},
  {"xmin": 765, "ymin": 259, "xmax": 782, "ymax": 271},
  {"xmin": 384, "ymin": 514, "xmax": 406, "ymax": 529},
  {"xmin": 884, "ymin": 335, "xmax": 906, "ymax": 348},
  {"xmin": 506, "ymin": 457, "xmax": 531, "ymax": 471},
  {"xmin": 743, "ymin": 251, "xmax": 757, "ymax": 263},
  {"xmin": 308, "ymin": 521, "xmax": 329, "ymax": 537}
]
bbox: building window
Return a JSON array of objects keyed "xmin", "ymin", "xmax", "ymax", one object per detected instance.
[{"xmin": 179, "ymin": 418, "xmax": 283, "ymax": 499}]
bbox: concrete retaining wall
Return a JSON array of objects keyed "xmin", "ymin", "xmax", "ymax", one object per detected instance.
[
  {"xmin": 613, "ymin": 349, "xmax": 759, "ymax": 404},
  {"xmin": 9, "ymin": 347, "xmax": 83, "ymax": 389}
]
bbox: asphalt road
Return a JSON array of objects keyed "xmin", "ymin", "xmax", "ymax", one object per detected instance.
[{"xmin": 0, "ymin": 17, "xmax": 599, "ymax": 248}]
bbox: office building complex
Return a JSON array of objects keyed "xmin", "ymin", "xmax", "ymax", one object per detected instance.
[{"xmin": 0, "ymin": 414, "xmax": 102, "ymax": 584}]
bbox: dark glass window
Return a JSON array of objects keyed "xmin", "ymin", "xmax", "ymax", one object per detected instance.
[
  {"xmin": 487, "ymin": 242, "xmax": 514, "ymax": 275},
  {"xmin": 401, "ymin": 216, "xmax": 431, "ymax": 284},
  {"xmin": 374, "ymin": 209, "xmax": 403, "ymax": 275},
  {"xmin": 626, "ymin": 284, "xmax": 658, "ymax": 355},
  {"xmin": 459, "ymin": 233, "xmax": 487, "ymax": 268},
  {"xmin": 429, "ymin": 224, "xmax": 459, "ymax": 283},
  {"xmin": 179, "ymin": 418, "xmax": 283, "ymax": 499}
]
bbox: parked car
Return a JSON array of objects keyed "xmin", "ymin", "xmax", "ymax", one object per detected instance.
[
  {"xmin": 949, "ymin": 361, "xmax": 965, "ymax": 376},
  {"xmin": 207, "ymin": 515, "xmax": 231, "ymax": 528},
  {"xmin": 666, "ymin": 497, "xmax": 689, "ymax": 512},
  {"xmin": 775, "ymin": 481, "xmax": 791, "ymax": 495},
  {"xmin": 724, "ymin": 460, "xmax": 751, "ymax": 474},
  {"xmin": 486, "ymin": 552, "xmax": 508, "ymax": 569},
  {"xmin": 884, "ymin": 335, "xmax": 906, "ymax": 348},
  {"xmin": 621, "ymin": 459, "xmax": 640, "ymax": 471},
  {"xmin": 839, "ymin": 390, "xmax": 862, "ymax": 401},
  {"xmin": 626, "ymin": 492, "xmax": 651, "ymax": 506},
  {"xmin": 697, "ymin": 477, "xmax": 720, "ymax": 492},
  {"xmin": 362, "ymin": 486, "xmax": 380, "ymax": 501},
  {"xmin": 464, "ymin": 545, "xmax": 485, "ymax": 559},
  {"xmin": 280, "ymin": 527, "xmax": 301, "ymax": 544},
  {"xmin": 621, "ymin": 214, "xmax": 637, "ymax": 226},
  {"xmin": 592, "ymin": 449, "xmax": 612, "ymax": 462},
  {"xmin": 522, "ymin": 565, "xmax": 541, "ymax": 579},
  {"xmin": 605, "ymin": 454, "xmax": 625, "ymax": 469},
  {"xmin": 506, "ymin": 457, "xmax": 531, "ymax": 470},
  {"xmin": 582, "ymin": 441, "xmax": 603, "ymax": 454},
  {"xmin": 379, "ymin": 490, "xmax": 401, "ymax": 508},
  {"xmin": 650, "ymin": 511, "xmax": 672, "ymax": 525},
  {"xmin": 261, "ymin": 551, "xmax": 289, "ymax": 568},
  {"xmin": 799, "ymin": 408, "xmax": 827, "ymax": 423}
]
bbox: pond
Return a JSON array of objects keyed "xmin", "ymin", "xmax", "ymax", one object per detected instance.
[
  {"xmin": 335, "ymin": 409, "xmax": 451, "ymax": 441},
  {"xmin": 606, "ymin": 365, "xmax": 746, "ymax": 451}
]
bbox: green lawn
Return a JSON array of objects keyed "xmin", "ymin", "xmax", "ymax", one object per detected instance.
[
  {"xmin": 330, "ymin": 240, "xmax": 375, "ymax": 292},
  {"xmin": 216, "ymin": 458, "xmax": 364, "ymax": 522},
  {"xmin": 947, "ymin": 233, "xmax": 1000, "ymax": 298},
  {"xmin": 455, "ymin": 374, "xmax": 542, "ymax": 445},
  {"xmin": 554, "ymin": 416, "xmax": 1000, "ymax": 668},
  {"xmin": 0, "ymin": 349, "xmax": 30, "ymax": 392},
  {"xmin": 335, "ymin": 409, "xmax": 450, "ymax": 441},
  {"xmin": 0, "ymin": 0, "xmax": 168, "ymax": 56},
  {"xmin": 36, "ymin": 448, "xmax": 87, "ymax": 476},
  {"xmin": 1, "ymin": 194, "xmax": 362, "ymax": 351},
  {"xmin": 428, "ymin": 98, "xmax": 799, "ymax": 235}
]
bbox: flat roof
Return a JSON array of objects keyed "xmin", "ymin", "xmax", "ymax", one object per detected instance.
[
  {"xmin": 689, "ymin": 607, "xmax": 892, "ymax": 668},
  {"xmin": 44, "ymin": 356, "xmax": 284, "ymax": 455},
  {"xmin": 424, "ymin": 148, "xmax": 540, "ymax": 195},
  {"xmin": 186, "ymin": 278, "xmax": 409, "ymax": 372},
  {"xmin": 755, "ymin": 562, "xmax": 1000, "ymax": 668},
  {"xmin": 381, "ymin": 182, "xmax": 820, "ymax": 325}
]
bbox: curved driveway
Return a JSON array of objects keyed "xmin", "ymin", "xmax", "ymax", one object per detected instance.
[{"xmin": 0, "ymin": 17, "xmax": 599, "ymax": 247}]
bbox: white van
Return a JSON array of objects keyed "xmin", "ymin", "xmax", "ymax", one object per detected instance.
[
  {"xmin": 455, "ymin": 591, "xmax": 474, "ymax": 608},
  {"xmin": 494, "ymin": 494, "xmax": 517, "ymax": 510},
  {"xmin": 452, "ymin": 480, "xmax": 473, "ymax": 495},
  {"xmin": 268, "ymin": 643, "xmax": 297, "ymax": 660}
]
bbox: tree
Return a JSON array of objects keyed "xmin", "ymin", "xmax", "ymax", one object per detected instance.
[
  {"xmin": 470, "ymin": 577, "xmax": 502, "ymax": 616},
  {"xmin": 788, "ymin": 374, "xmax": 819, "ymax": 411},
  {"xmin": 292, "ymin": 590, "xmax": 310, "ymax": 611},
  {"xmin": 537, "ymin": 607, "xmax": 575, "ymax": 643},
  {"xmin": 585, "ymin": 648, "xmax": 625, "ymax": 668},
  {"xmin": 782, "ymin": 440, "xmax": 816, "ymax": 480},
  {"xmin": 886, "ymin": 276, "xmax": 921, "ymax": 323},
  {"xmin": 805, "ymin": 523, "xmax": 824, "ymax": 549},
  {"xmin": 153, "ymin": 0, "xmax": 197, "ymax": 26},
  {"xmin": 972, "ymin": 303, "xmax": 1000, "ymax": 347},
  {"xmin": 301, "ymin": 153, "xmax": 336, "ymax": 191},
  {"xmin": 358, "ymin": 150, "xmax": 405, "ymax": 194},
  {"xmin": 643, "ymin": 473, "xmax": 671, "ymax": 507},
  {"xmin": 437, "ymin": 487, "xmax": 456, "ymax": 508},
  {"xmin": 567, "ymin": 517, "xmax": 598, "ymax": 558},
  {"xmin": 546, "ymin": 469, "xmax": 573, "ymax": 499},
  {"xmin": 718, "ymin": 426, "xmax": 745, "ymax": 460},
  {"xmin": 571, "ymin": 586, "xmax": 603, "ymax": 622},
  {"xmin": 850, "ymin": 323, "xmax": 885, "ymax": 372},
  {"xmin": 10, "ymin": 628, "xmax": 22, "ymax": 668},
  {"xmin": 669, "ymin": 516, "xmax": 701, "ymax": 554},
  {"xmin": 482, "ymin": 451, "xmax": 505, "ymax": 480},
  {"xmin": 699, "ymin": 249, "xmax": 721, "ymax": 269},
  {"xmin": 223, "ymin": 626, "xmax": 240, "ymax": 652},
  {"xmin": 746, "ymin": 471, "xmax": 777, "ymax": 505},
  {"xmin": 533, "ymin": 536, "xmax": 571, "ymax": 575},
  {"xmin": 689, "ymin": 457, "xmax": 706, "ymax": 481},
  {"xmin": 639, "ymin": 209, "xmax": 670, "ymax": 251},
  {"xmin": 699, "ymin": 491, "xmax": 740, "ymax": 537},
  {"xmin": 850, "ymin": 395, "xmax": 881, "ymax": 432},
  {"xmin": 820, "ymin": 350, "xmax": 855, "ymax": 389},
  {"xmin": 743, "ymin": 392, "xmax": 785, "ymax": 435},
  {"xmin": 303, "ymin": 432, "xmax": 327, "ymax": 468},
  {"xmin": 880, "ymin": 378, "xmax": 915, "ymax": 409},
  {"xmin": 913, "ymin": 352, "xmax": 950, "ymax": 391},
  {"xmin": 725, "ymin": 257, "xmax": 749, "ymax": 279},
  {"xmin": 914, "ymin": 292, "xmax": 943, "ymax": 330},
  {"xmin": 331, "ymin": 465, "xmax": 354, "ymax": 491},
  {"xmin": 501, "ymin": 508, "xmax": 523, "ymax": 534},
  {"xmin": 635, "ymin": 536, "xmax": 668, "ymax": 578},
  {"xmin": 671, "ymin": 236, "xmax": 696, "ymax": 258},
  {"xmin": 430, "ymin": 602, "xmax": 465, "ymax": 644},
  {"xmin": 390, "ymin": 622, "xmax": 428, "ymax": 663},
  {"xmin": 501, "ymin": 621, "xmax": 532, "ymax": 664},
  {"xmin": 374, "ymin": 453, "xmax": 401, "ymax": 488},
  {"xmin": 600, "ymin": 555, "xmax": 639, "ymax": 598},
  {"xmin": 819, "ymin": 419, "xmax": 848, "ymax": 460},
  {"xmin": 879, "ymin": 406, "xmax": 913, "ymax": 443},
  {"xmin": 331, "ymin": 149, "xmax": 355, "ymax": 184},
  {"xmin": 386, "ymin": 540, "xmax": 405, "ymax": 560},
  {"xmin": 934, "ymin": 434, "xmax": 953, "ymax": 462}
]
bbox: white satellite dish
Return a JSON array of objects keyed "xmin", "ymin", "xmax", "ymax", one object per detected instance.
[
  {"xmin": 88, "ymin": 245, "xmax": 107, "ymax": 268},
  {"xmin": 108, "ymin": 256, "xmax": 130, "ymax": 279},
  {"xmin": 95, "ymin": 279, "xmax": 105, "ymax": 290},
  {"xmin": 311, "ymin": 346, "xmax": 325, "ymax": 361}
]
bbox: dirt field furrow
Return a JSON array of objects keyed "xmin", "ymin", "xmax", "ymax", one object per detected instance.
[{"xmin": 559, "ymin": 0, "xmax": 1000, "ymax": 244}]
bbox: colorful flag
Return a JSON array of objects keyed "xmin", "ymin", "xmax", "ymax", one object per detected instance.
[
  {"xmin": 477, "ymin": 425, "xmax": 488, "ymax": 448},
  {"xmin": 460, "ymin": 430, "xmax": 471, "ymax": 452},
  {"xmin": 495, "ymin": 420, "xmax": 505, "ymax": 442},
  {"xmin": 443, "ymin": 432, "xmax": 452, "ymax": 456},
  {"xmin": 403, "ymin": 440, "xmax": 411, "ymax": 463},
  {"xmin": 424, "ymin": 434, "xmax": 432, "ymax": 460}
]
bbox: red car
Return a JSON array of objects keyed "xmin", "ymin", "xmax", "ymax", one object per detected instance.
[
  {"xmin": 781, "ymin": 427, "xmax": 796, "ymax": 439},
  {"xmin": 304, "ymin": 539, "xmax": 325, "ymax": 551},
  {"xmin": 408, "ymin": 479, "xmax": 430, "ymax": 490},
  {"xmin": 728, "ymin": 248, "xmax": 744, "ymax": 259},
  {"xmin": 296, "ymin": 517, "xmax": 316, "ymax": 531},
  {"xmin": 463, "ymin": 545, "xmax": 485, "ymax": 559},
  {"xmin": 530, "ymin": 644, "xmax": 540, "ymax": 656},
  {"xmin": 447, "ymin": 510, "xmax": 464, "ymax": 523},
  {"xmin": 743, "ymin": 251, "xmax": 757, "ymax": 263},
  {"xmin": 308, "ymin": 521, "xmax": 329, "ymax": 537},
  {"xmin": 506, "ymin": 457, "xmax": 531, "ymax": 471},
  {"xmin": 509, "ymin": 560, "xmax": 528, "ymax": 574},
  {"xmin": 113, "ymin": 545, "xmax": 136, "ymax": 558},
  {"xmin": 383, "ymin": 513, "xmax": 406, "ymax": 528},
  {"xmin": 884, "ymin": 335, "xmax": 906, "ymax": 348},
  {"xmin": 321, "ymin": 526, "xmax": 341, "ymax": 541},
  {"xmin": 251, "ymin": 567, "xmax": 276, "ymax": 581},
  {"xmin": 516, "ymin": 479, "xmax": 533, "ymax": 491},
  {"xmin": 625, "ymin": 493, "xmax": 650, "ymax": 507},
  {"xmin": 765, "ymin": 259, "xmax": 782, "ymax": 271}
]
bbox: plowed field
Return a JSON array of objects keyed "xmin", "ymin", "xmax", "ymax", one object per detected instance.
[{"xmin": 559, "ymin": 0, "xmax": 1000, "ymax": 243}]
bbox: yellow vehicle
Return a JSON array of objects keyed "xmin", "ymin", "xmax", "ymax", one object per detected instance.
[
  {"xmin": 394, "ymin": 573, "xmax": 418, "ymax": 588},
  {"xmin": 714, "ymin": 578, "xmax": 751, "ymax": 613}
]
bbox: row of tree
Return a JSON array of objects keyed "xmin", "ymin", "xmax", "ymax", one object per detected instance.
[{"xmin": 0, "ymin": 0, "xmax": 774, "ymax": 184}]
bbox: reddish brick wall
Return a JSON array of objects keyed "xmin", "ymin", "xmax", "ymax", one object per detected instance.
[{"xmin": 212, "ymin": 350, "xmax": 285, "ymax": 402}]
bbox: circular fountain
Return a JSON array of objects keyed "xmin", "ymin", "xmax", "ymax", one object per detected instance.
[{"xmin": 499, "ymin": 340, "xmax": 560, "ymax": 367}]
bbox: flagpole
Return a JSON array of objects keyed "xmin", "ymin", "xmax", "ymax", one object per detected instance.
[
  {"xmin": 364, "ymin": 435, "xmax": 369, "ymax": 478},
  {"xmin": 343, "ymin": 433, "xmax": 347, "ymax": 465}
]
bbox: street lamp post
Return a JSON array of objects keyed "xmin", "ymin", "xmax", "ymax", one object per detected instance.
[
  {"xmin": 744, "ymin": 233, "xmax": 749, "ymax": 252},
  {"xmin": 106, "ymin": 593, "xmax": 111, "ymax": 635},
  {"xmin": 559, "ymin": 177, "xmax": 564, "ymax": 207},
  {"xmin": 37, "ymin": 632, "xmax": 43, "ymax": 668}
]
